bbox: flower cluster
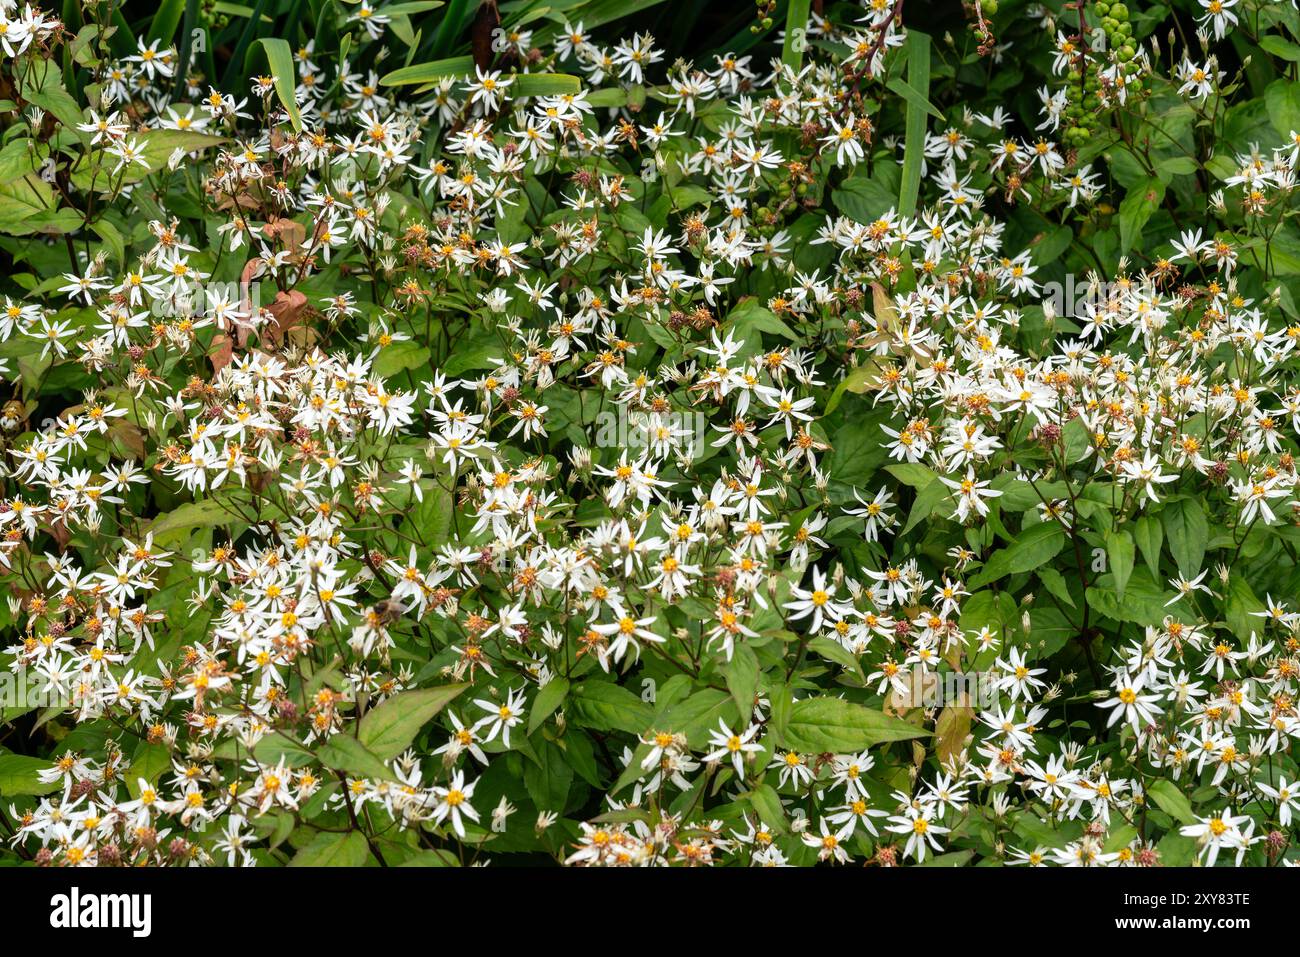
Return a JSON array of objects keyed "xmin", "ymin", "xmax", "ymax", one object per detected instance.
[{"xmin": 2, "ymin": 0, "xmax": 1300, "ymax": 868}]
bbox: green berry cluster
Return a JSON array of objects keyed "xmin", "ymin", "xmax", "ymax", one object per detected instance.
[
  {"xmin": 203, "ymin": 0, "xmax": 231, "ymax": 31},
  {"xmin": 1059, "ymin": 1, "xmax": 1143, "ymax": 148},
  {"xmin": 1060, "ymin": 60, "xmax": 1101, "ymax": 149},
  {"xmin": 1097, "ymin": 1, "xmax": 1140, "ymax": 76}
]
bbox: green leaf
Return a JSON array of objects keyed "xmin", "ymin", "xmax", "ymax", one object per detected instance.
[
  {"xmin": 825, "ymin": 357, "xmax": 886, "ymax": 413},
  {"xmin": 0, "ymin": 174, "xmax": 57, "ymax": 234},
  {"xmin": 1029, "ymin": 225, "xmax": 1073, "ymax": 266},
  {"xmin": 807, "ymin": 635, "xmax": 864, "ymax": 680},
  {"xmin": 317, "ymin": 734, "xmax": 399, "ymax": 783},
  {"xmin": 528, "ymin": 677, "xmax": 570, "ymax": 734},
  {"xmin": 885, "ymin": 463, "xmax": 939, "ymax": 488},
  {"xmin": 610, "ymin": 742, "xmax": 653, "ymax": 796},
  {"xmin": 511, "ymin": 73, "xmax": 582, "ymax": 97},
  {"xmin": 0, "ymin": 754, "xmax": 59, "ymax": 796},
  {"xmin": 1224, "ymin": 575, "xmax": 1265, "ymax": 644},
  {"xmin": 728, "ymin": 298, "xmax": 798, "ymax": 341},
  {"xmin": 1118, "ymin": 177, "xmax": 1165, "ymax": 254},
  {"xmin": 1266, "ymin": 77, "xmax": 1300, "ymax": 138},
  {"xmin": 358, "ymin": 683, "xmax": 469, "ymax": 759},
  {"xmin": 902, "ymin": 472, "xmax": 950, "ymax": 535},
  {"xmin": 0, "ymin": 137, "xmax": 45, "ymax": 181},
  {"xmin": 970, "ymin": 520, "xmax": 1066, "ymax": 587},
  {"xmin": 69, "ymin": 129, "xmax": 227, "ymax": 192},
  {"xmin": 1036, "ymin": 566, "xmax": 1076, "ymax": 609},
  {"xmin": 243, "ymin": 734, "xmax": 316, "ymax": 767},
  {"xmin": 1027, "ymin": 606, "xmax": 1075, "ymax": 658},
  {"xmin": 659, "ymin": 688, "xmax": 736, "ymax": 747},
  {"xmin": 289, "ymin": 830, "xmax": 371, "ymax": 867},
  {"xmin": 569, "ymin": 680, "xmax": 654, "ymax": 735},
  {"xmin": 1086, "ymin": 568, "xmax": 1168, "ymax": 627},
  {"xmin": 832, "ymin": 170, "xmax": 899, "ymax": 226},
  {"xmin": 524, "ymin": 740, "xmax": 574, "ymax": 811},
  {"xmin": 784, "ymin": 697, "xmax": 929, "ymax": 753},
  {"xmin": 92, "ymin": 219, "xmax": 127, "ymax": 267},
  {"xmin": 1262, "ymin": 35, "xmax": 1300, "ymax": 61},
  {"xmin": 1105, "ymin": 529, "xmax": 1135, "ymax": 602},
  {"xmin": 1162, "ymin": 497, "xmax": 1207, "ymax": 578},
  {"xmin": 1133, "ymin": 514, "xmax": 1163, "ymax": 579},
  {"xmin": 20, "ymin": 59, "xmax": 86, "ymax": 138},
  {"xmin": 145, "ymin": 498, "xmax": 241, "ymax": 545},
  {"xmin": 723, "ymin": 643, "xmax": 759, "ymax": 723},
  {"xmin": 592, "ymin": 806, "xmax": 655, "ymax": 827},
  {"xmin": 257, "ymin": 38, "xmax": 304, "ymax": 132},
  {"xmin": 373, "ymin": 340, "xmax": 430, "ymax": 378},
  {"xmin": 745, "ymin": 782, "xmax": 788, "ymax": 829},
  {"xmin": 383, "ymin": 1, "xmax": 446, "ymax": 14},
  {"xmin": 126, "ymin": 744, "xmax": 174, "ymax": 795},
  {"xmin": 1147, "ymin": 779, "xmax": 1197, "ymax": 826},
  {"xmin": 586, "ymin": 87, "xmax": 629, "ymax": 108},
  {"xmin": 6, "ymin": 208, "xmax": 84, "ymax": 236},
  {"xmin": 1156, "ymin": 156, "xmax": 1198, "ymax": 179},
  {"xmin": 396, "ymin": 849, "xmax": 460, "ymax": 866}
]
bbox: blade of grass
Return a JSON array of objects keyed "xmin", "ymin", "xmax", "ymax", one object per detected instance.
[
  {"xmin": 380, "ymin": 55, "xmax": 475, "ymax": 87},
  {"xmin": 147, "ymin": 0, "xmax": 186, "ymax": 43},
  {"xmin": 532, "ymin": 0, "xmax": 669, "ymax": 45},
  {"xmin": 257, "ymin": 37, "xmax": 304, "ymax": 132},
  {"xmin": 782, "ymin": 0, "xmax": 811, "ymax": 71},
  {"xmin": 221, "ymin": 0, "xmax": 272, "ymax": 89},
  {"xmin": 886, "ymin": 76, "xmax": 943, "ymax": 121},
  {"xmin": 897, "ymin": 29, "xmax": 930, "ymax": 219},
  {"xmin": 172, "ymin": 0, "xmax": 201, "ymax": 98},
  {"xmin": 429, "ymin": 0, "xmax": 472, "ymax": 57},
  {"xmin": 511, "ymin": 73, "xmax": 582, "ymax": 96}
]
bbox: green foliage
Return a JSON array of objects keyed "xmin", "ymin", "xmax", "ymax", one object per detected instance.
[{"xmin": 1, "ymin": 0, "xmax": 1299, "ymax": 871}]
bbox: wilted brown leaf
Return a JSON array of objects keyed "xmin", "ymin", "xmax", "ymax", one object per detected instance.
[
  {"xmin": 266, "ymin": 290, "xmax": 310, "ymax": 346},
  {"xmin": 107, "ymin": 419, "xmax": 146, "ymax": 459},
  {"xmin": 210, "ymin": 332, "xmax": 234, "ymax": 373},
  {"xmin": 871, "ymin": 282, "xmax": 898, "ymax": 333},
  {"xmin": 264, "ymin": 217, "xmax": 307, "ymax": 253},
  {"xmin": 935, "ymin": 705, "xmax": 973, "ymax": 768}
]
